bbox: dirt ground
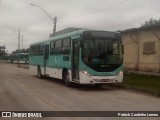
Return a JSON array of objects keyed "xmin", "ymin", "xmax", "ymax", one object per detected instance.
[{"xmin": 0, "ymin": 62, "xmax": 160, "ymax": 120}]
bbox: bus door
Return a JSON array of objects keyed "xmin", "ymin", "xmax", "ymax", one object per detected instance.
[
  {"xmin": 44, "ymin": 44, "xmax": 49, "ymax": 75},
  {"xmin": 72, "ymin": 40, "xmax": 80, "ymax": 81}
]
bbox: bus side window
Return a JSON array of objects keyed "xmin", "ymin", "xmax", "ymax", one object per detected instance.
[
  {"xmin": 40, "ymin": 44, "xmax": 44, "ymax": 55},
  {"xmin": 50, "ymin": 41, "xmax": 55, "ymax": 55},
  {"xmin": 45, "ymin": 45, "xmax": 49, "ymax": 59},
  {"xmin": 62, "ymin": 38, "xmax": 71, "ymax": 55},
  {"xmin": 54, "ymin": 40, "xmax": 62, "ymax": 54},
  {"xmin": 33, "ymin": 44, "xmax": 40, "ymax": 56}
]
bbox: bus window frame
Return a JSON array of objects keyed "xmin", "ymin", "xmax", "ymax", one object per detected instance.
[
  {"xmin": 62, "ymin": 38, "xmax": 71, "ymax": 55},
  {"xmin": 50, "ymin": 41, "xmax": 55, "ymax": 55},
  {"xmin": 54, "ymin": 40, "xmax": 62, "ymax": 54}
]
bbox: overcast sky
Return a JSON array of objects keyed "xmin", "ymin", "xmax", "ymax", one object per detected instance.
[{"xmin": 0, "ymin": 0, "xmax": 160, "ymax": 53}]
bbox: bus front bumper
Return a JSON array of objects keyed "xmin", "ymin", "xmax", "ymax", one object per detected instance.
[{"xmin": 79, "ymin": 71, "xmax": 123, "ymax": 84}]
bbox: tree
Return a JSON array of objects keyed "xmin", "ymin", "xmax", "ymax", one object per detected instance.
[
  {"xmin": 141, "ymin": 18, "xmax": 160, "ymax": 27},
  {"xmin": 0, "ymin": 50, "xmax": 6, "ymax": 56}
]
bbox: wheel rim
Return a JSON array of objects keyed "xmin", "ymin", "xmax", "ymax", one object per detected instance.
[
  {"xmin": 64, "ymin": 73, "xmax": 71, "ymax": 86},
  {"xmin": 64, "ymin": 74, "xmax": 68, "ymax": 84},
  {"xmin": 38, "ymin": 68, "xmax": 41, "ymax": 77}
]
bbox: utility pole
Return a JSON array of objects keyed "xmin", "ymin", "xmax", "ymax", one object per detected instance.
[
  {"xmin": 21, "ymin": 35, "xmax": 23, "ymax": 50},
  {"xmin": 30, "ymin": 3, "xmax": 57, "ymax": 36},
  {"xmin": 53, "ymin": 17, "xmax": 57, "ymax": 36},
  {"xmin": 4, "ymin": 44, "xmax": 5, "ymax": 54},
  {"xmin": 6, "ymin": 26, "xmax": 22, "ymax": 66},
  {"xmin": 18, "ymin": 29, "xmax": 20, "ymax": 66}
]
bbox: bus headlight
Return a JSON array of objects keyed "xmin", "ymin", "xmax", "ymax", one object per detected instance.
[
  {"xmin": 82, "ymin": 71, "xmax": 91, "ymax": 77},
  {"xmin": 118, "ymin": 71, "xmax": 123, "ymax": 76}
]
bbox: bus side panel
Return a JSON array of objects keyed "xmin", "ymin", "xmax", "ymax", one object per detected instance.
[
  {"xmin": 29, "ymin": 65, "xmax": 37, "ymax": 75},
  {"xmin": 29, "ymin": 64, "xmax": 45, "ymax": 76},
  {"xmin": 48, "ymin": 55, "xmax": 61, "ymax": 78},
  {"xmin": 48, "ymin": 68, "xmax": 62, "ymax": 79},
  {"xmin": 29, "ymin": 55, "xmax": 44, "ymax": 75},
  {"xmin": 47, "ymin": 67, "xmax": 72, "ymax": 81},
  {"xmin": 48, "ymin": 54, "xmax": 71, "ymax": 80},
  {"xmin": 29, "ymin": 56, "xmax": 44, "ymax": 66}
]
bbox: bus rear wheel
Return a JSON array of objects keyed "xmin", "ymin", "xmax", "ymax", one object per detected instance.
[
  {"xmin": 64, "ymin": 72, "xmax": 72, "ymax": 87},
  {"xmin": 37, "ymin": 67, "xmax": 43, "ymax": 79}
]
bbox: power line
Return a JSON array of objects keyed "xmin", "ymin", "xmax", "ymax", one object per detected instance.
[{"xmin": 59, "ymin": 0, "xmax": 129, "ymax": 22}]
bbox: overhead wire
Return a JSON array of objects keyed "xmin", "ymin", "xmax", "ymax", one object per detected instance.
[{"xmin": 58, "ymin": 0, "xmax": 129, "ymax": 22}]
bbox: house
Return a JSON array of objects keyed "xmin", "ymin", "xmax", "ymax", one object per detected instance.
[{"xmin": 122, "ymin": 24, "xmax": 160, "ymax": 73}]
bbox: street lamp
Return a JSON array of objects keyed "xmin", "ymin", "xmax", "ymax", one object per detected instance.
[{"xmin": 30, "ymin": 3, "xmax": 57, "ymax": 36}]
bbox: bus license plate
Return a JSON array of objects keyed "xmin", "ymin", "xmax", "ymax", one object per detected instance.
[{"xmin": 101, "ymin": 79, "xmax": 111, "ymax": 82}]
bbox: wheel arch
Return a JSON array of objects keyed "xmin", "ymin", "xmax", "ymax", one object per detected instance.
[{"xmin": 62, "ymin": 68, "xmax": 69, "ymax": 80}]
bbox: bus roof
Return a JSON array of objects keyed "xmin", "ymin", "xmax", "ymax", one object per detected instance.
[
  {"xmin": 30, "ymin": 30, "xmax": 85, "ymax": 46},
  {"xmin": 30, "ymin": 29, "xmax": 120, "ymax": 46}
]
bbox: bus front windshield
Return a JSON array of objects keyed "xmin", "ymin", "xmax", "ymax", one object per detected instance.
[{"xmin": 82, "ymin": 38, "xmax": 123, "ymax": 66}]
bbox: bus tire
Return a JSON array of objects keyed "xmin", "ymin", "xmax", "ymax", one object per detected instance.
[
  {"xmin": 37, "ymin": 67, "xmax": 43, "ymax": 79},
  {"xmin": 64, "ymin": 71, "xmax": 71, "ymax": 87}
]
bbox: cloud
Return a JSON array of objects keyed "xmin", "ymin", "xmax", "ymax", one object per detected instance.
[{"xmin": 0, "ymin": 0, "xmax": 159, "ymax": 53}]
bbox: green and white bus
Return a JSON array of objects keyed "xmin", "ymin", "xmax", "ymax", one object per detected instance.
[
  {"xmin": 10, "ymin": 53, "xmax": 29, "ymax": 64},
  {"xmin": 29, "ymin": 30, "xmax": 124, "ymax": 87}
]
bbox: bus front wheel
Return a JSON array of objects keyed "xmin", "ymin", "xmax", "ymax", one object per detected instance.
[{"xmin": 64, "ymin": 72, "xmax": 71, "ymax": 87}]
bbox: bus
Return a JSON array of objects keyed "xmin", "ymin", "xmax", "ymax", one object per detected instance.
[
  {"xmin": 18, "ymin": 53, "xmax": 29, "ymax": 64},
  {"xmin": 29, "ymin": 30, "xmax": 124, "ymax": 87},
  {"xmin": 6, "ymin": 53, "xmax": 29, "ymax": 64}
]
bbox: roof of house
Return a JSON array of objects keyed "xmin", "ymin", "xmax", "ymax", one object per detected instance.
[{"xmin": 122, "ymin": 23, "xmax": 160, "ymax": 34}]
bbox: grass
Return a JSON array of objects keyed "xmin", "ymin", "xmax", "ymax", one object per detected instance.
[{"xmin": 117, "ymin": 74, "xmax": 160, "ymax": 97}]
